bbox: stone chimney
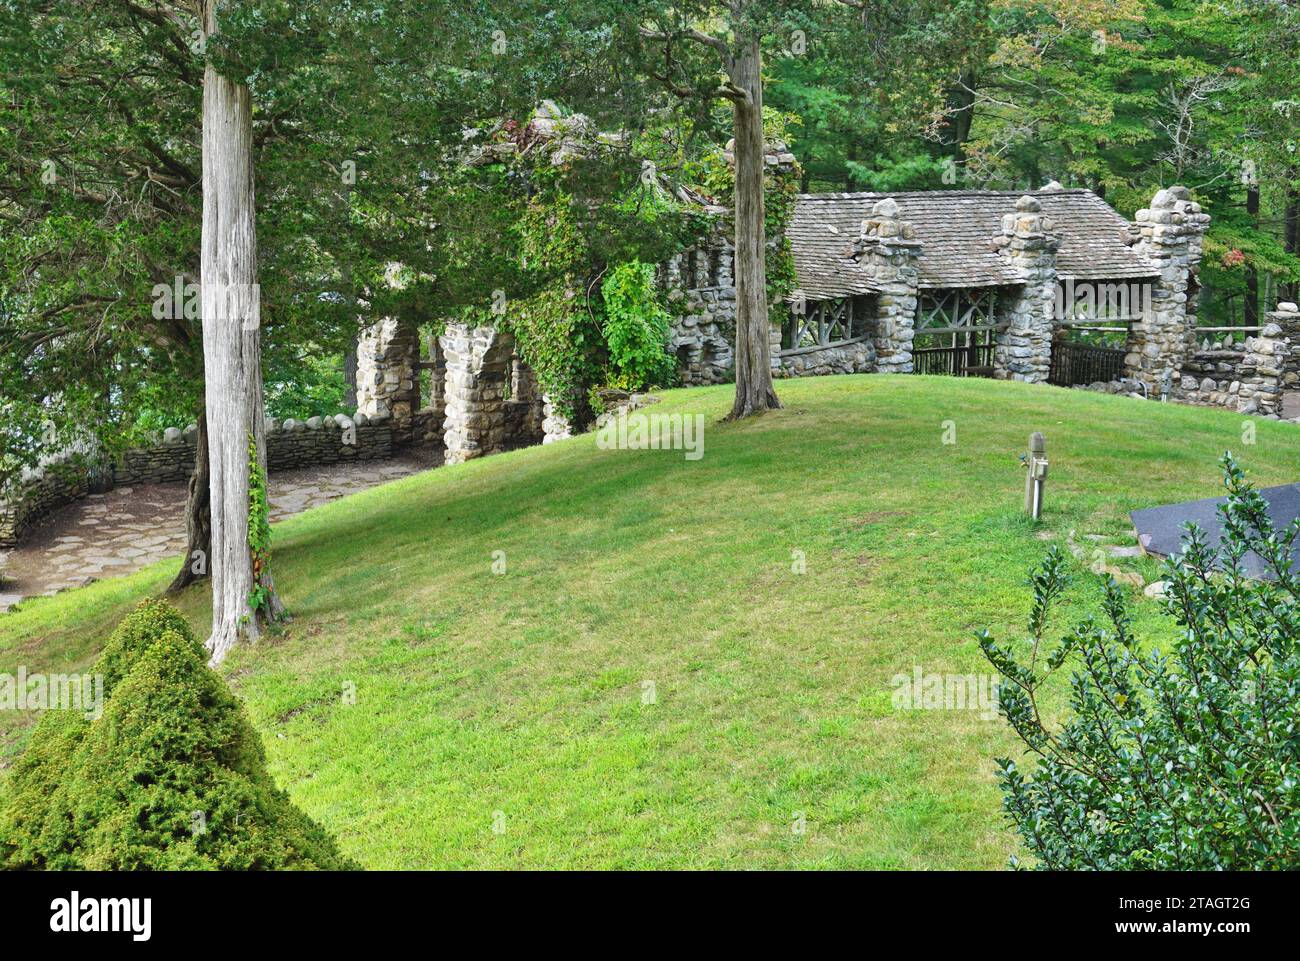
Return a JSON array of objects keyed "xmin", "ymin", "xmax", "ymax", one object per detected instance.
[
  {"xmin": 848, "ymin": 198, "xmax": 922, "ymax": 374},
  {"xmin": 1126, "ymin": 185, "xmax": 1210, "ymax": 391},
  {"xmin": 993, "ymin": 195, "xmax": 1061, "ymax": 383}
]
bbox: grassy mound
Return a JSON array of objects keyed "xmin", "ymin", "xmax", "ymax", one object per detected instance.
[
  {"xmin": 0, "ymin": 600, "xmax": 356, "ymax": 869},
  {"xmin": 3, "ymin": 376, "xmax": 1300, "ymax": 868}
]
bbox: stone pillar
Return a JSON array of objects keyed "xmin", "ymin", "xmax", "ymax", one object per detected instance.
[
  {"xmin": 356, "ymin": 316, "xmax": 420, "ymax": 442},
  {"xmin": 440, "ymin": 323, "xmax": 514, "ymax": 465},
  {"xmin": 1126, "ymin": 185, "xmax": 1210, "ymax": 392},
  {"xmin": 992, "ymin": 196, "xmax": 1060, "ymax": 383},
  {"xmin": 1270, "ymin": 301, "xmax": 1300, "ymax": 387},
  {"xmin": 541, "ymin": 393, "xmax": 573, "ymax": 444},
  {"xmin": 1235, "ymin": 319, "xmax": 1290, "ymax": 416},
  {"xmin": 848, "ymin": 198, "xmax": 922, "ymax": 374}
]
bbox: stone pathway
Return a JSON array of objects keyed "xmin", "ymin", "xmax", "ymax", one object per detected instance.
[{"xmin": 0, "ymin": 452, "xmax": 437, "ymax": 613}]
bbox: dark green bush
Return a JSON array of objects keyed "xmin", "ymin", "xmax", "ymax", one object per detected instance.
[
  {"xmin": 0, "ymin": 600, "xmax": 357, "ymax": 870},
  {"xmin": 981, "ymin": 455, "xmax": 1300, "ymax": 869}
]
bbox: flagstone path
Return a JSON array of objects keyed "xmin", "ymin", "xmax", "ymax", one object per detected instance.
[{"xmin": 0, "ymin": 452, "xmax": 437, "ymax": 614}]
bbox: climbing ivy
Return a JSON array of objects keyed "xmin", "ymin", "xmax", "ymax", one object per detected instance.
[
  {"xmin": 600, "ymin": 260, "xmax": 677, "ymax": 391},
  {"xmin": 246, "ymin": 433, "xmax": 273, "ymax": 618},
  {"xmin": 465, "ymin": 104, "xmax": 799, "ymax": 423},
  {"xmin": 487, "ymin": 137, "xmax": 696, "ymax": 426}
]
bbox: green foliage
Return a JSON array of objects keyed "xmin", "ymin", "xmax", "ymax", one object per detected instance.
[
  {"xmin": 981, "ymin": 454, "xmax": 1300, "ymax": 869},
  {"xmin": 0, "ymin": 600, "xmax": 356, "ymax": 870},
  {"xmin": 600, "ymin": 261, "xmax": 676, "ymax": 390},
  {"xmin": 262, "ymin": 351, "xmax": 348, "ymax": 422},
  {"xmin": 247, "ymin": 434, "xmax": 273, "ymax": 618}
]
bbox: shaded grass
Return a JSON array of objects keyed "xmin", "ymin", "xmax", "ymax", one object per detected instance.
[{"xmin": 3, "ymin": 375, "xmax": 1298, "ymax": 868}]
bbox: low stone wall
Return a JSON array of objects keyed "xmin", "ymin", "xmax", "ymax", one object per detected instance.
[
  {"xmin": 0, "ymin": 413, "xmax": 393, "ymax": 546},
  {"xmin": 1179, "ymin": 324, "xmax": 1289, "ymax": 416},
  {"xmin": 774, "ymin": 338, "xmax": 877, "ymax": 378},
  {"xmin": 0, "ymin": 454, "xmax": 102, "ymax": 546}
]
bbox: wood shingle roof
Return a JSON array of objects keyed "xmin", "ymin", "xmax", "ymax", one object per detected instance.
[{"xmin": 787, "ymin": 188, "xmax": 1157, "ymax": 299}]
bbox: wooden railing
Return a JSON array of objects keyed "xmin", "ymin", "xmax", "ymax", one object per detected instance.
[
  {"xmin": 912, "ymin": 343, "xmax": 996, "ymax": 377},
  {"xmin": 1049, "ymin": 341, "xmax": 1126, "ymax": 387}
]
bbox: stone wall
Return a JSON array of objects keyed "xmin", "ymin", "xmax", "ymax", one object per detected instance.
[
  {"xmin": 1178, "ymin": 317, "xmax": 1290, "ymax": 416},
  {"xmin": 774, "ymin": 338, "xmax": 877, "ymax": 378},
  {"xmin": 663, "ymin": 228, "xmax": 737, "ymax": 387},
  {"xmin": 1271, "ymin": 302, "xmax": 1300, "ymax": 387},
  {"xmin": 0, "ymin": 454, "xmax": 100, "ymax": 546},
  {"xmin": 0, "ymin": 415, "xmax": 393, "ymax": 546}
]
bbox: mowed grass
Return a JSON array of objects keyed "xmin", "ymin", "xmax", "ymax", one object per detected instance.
[{"xmin": 3, "ymin": 374, "xmax": 1299, "ymax": 868}]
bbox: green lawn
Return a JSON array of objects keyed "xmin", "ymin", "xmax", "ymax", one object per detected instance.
[{"xmin": 3, "ymin": 374, "xmax": 1298, "ymax": 868}]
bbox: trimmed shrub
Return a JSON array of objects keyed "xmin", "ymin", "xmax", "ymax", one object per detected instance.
[
  {"xmin": 0, "ymin": 600, "xmax": 357, "ymax": 870},
  {"xmin": 981, "ymin": 455, "xmax": 1300, "ymax": 869}
]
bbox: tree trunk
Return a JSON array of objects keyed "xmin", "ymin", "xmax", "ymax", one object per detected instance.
[
  {"xmin": 949, "ymin": 70, "xmax": 975, "ymax": 161},
  {"xmin": 1245, "ymin": 184, "xmax": 1260, "ymax": 328},
  {"xmin": 1285, "ymin": 186, "xmax": 1298, "ymax": 304},
  {"xmin": 200, "ymin": 10, "xmax": 285, "ymax": 664},
  {"xmin": 726, "ymin": 37, "xmax": 781, "ymax": 420},
  {"xmin": 166, "ymin": 403, "xmax": 211, "ymax": 594},
  {"xmin": 343, "ymin": 340, "xmax": 358, "ymax": 410}
]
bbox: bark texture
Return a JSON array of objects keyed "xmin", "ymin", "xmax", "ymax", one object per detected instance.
[
  {"xmin": 200, "ymin": 24, "xmax": 284, "ymax": 664},
  {"xmin": 1285, "ymin": 186, "xmax": 1298, "ymax": 304},
  {"xmin": 166, "ymin": 404, "xmax": 210, "ymax": 595},
  {"xmin": 1245, "ymin": 184, "xmax": 1260, "ymax": 327},
  {"xmin": 726, "ymin": 38, "xmax": 782, "ymax": 420}
]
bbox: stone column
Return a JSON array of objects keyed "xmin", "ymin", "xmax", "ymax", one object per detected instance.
[
  {"xmin": 1269, "ymin": 301, "xmax": 1300, "ymax": 387},
  {"xmin": 848, "ymin": 198, "xmax": 922, "ymax": 374},
  {"xmin": 541, "ymin": 393, "xmax": 573, "ymax": 444},
  {"xmin": 992, "ymin": 196, "xmax": 1060, "ymax": 383},
  {"xmin": 356, "ymin": 316, "xmax": 420, "ymax": 442},
  {"xmin": 440, "ymin": 323, "xmax": 514, "ymax": 465},
  {"xmin": 1126, "ymin": 185, "xmax": 1210, "ymax": 392},
  {"xmin": 1235, "ymin": 319, "xmax": 1290, "ymax": 416}
]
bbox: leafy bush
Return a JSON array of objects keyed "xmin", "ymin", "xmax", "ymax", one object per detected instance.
[
  {"xmin": 0, "ymin": 600, "xmax": 357, "ymax": 870},
  {"xmin": 600, "ymin": 260, "xmax": 676, "ymax": 391},
  {"xmin": 981, "ymin": 455, "xmax": 1300, "ymax": 869}
]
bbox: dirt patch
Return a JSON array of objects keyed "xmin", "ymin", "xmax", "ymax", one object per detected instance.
[{"xmin": 851, "ymin": 510, "xmax": 912, "ymax": 528}]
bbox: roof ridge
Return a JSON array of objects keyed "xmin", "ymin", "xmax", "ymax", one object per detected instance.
[{"xmin": 796, "ymin": 188, "xmax": 1099, "ymax": 201}]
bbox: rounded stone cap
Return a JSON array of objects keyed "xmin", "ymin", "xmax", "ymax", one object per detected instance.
[
  {"xmin": 872, "ymin": 198, "xmax": 900, "ymax": 219},
  {"xmin": 1015, "ymin": 195, "xmax": 1041, "ymax": 212},
  {"xmin": 1040, "ymin": 180, "xmax": 1064, "ymax": 191}
]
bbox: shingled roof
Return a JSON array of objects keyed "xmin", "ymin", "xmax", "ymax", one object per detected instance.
[{"xmin": 787, "ymin": 188, "xmax": 1157, "ymax": 299}]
